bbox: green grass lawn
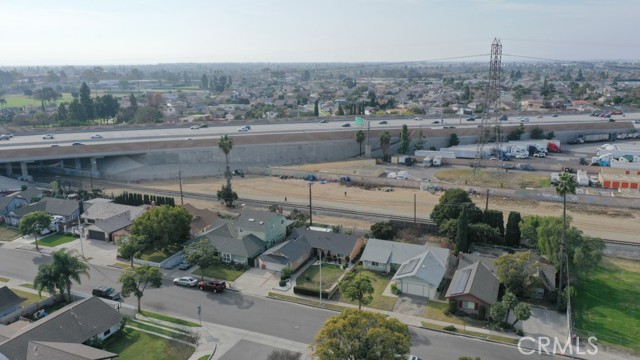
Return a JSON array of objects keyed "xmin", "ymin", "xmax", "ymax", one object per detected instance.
[
  {"xmin": 574, "ymin": 258, "xmax": 640, "ymax": 353},
  {"xmin": 423, "ymin": 301, "xmax": 488, "ymax": 328},
  {"xmin": 11, "ymin": 288, "xmax": 46, "ymax": 306},
  {"xmin": 420, "ymin": 322, "xmax": 518, "ymax": 345},
  {"xmin": 268, "ymin": 292, "xmax": 346, "ymax": 312},
  {"xmin": 2, "ymin": 93, "xmax": 74, "ymax": 108},
  {"xmin": 0, "ymin": 226, "xmax": 21, "ymax": 242},
  {"xmin": 139, "ymin": 245, "xmax": 181, "ymax": 263},
  {"xmin": 333, "ymin": 267, "xmax": 398, "ymax": 311},
  {"xmin": 0, "ymin": 276, "xmax": 9, "ymax": 283},
  {"xmin": 141, "ymin": 311, "xmax": 201, "ymax": 327},
  {"xmin": 193, "ymin": 263, "xmax": 244, "ymax": 282},
  {"xmin": 105, "ymin": 328, "xmax": 194, "ymax": 360},
  {"xmin": 37, "ymin": 234, "xmax": 77, "ymax": 247},
  {"xmin": 296, "ymin": 264, "xmax": 344, "ymax": 290}
]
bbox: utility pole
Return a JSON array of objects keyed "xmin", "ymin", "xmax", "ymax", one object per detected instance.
[
  {"xmin": 485, "ymin": 189, "xmax": 490, "ymax": 211},
  {"xmin": 178, "ymin": 170, "xmax": 184, "ymax": 206},
  {"xmin": 414, "ymin": 194, "xmax": 417, "ymax": 223},
  {"xmin": 308, "ymin": 182, "xmax": 313, "ymax": 226},
  {"xmin": 319, "ymin": 250, "xmax": 322, "ymax": 305}
]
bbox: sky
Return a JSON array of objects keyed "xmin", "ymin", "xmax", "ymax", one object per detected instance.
[{"xmin": 1, "ymin": 0, "xmax": 639, "ymax": 66}]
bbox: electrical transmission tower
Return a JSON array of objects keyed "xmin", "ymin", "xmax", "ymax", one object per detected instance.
[{"xmin": 473, "ymin": 38, "xmax": 503, "ymax": 174}]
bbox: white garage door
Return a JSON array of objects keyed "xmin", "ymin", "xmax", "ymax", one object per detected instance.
[
  {"xmin": 401, "ymin": 281, "xmax": 429, "ymax": 298},
  {"xmin": 259, "ymin": 258, "xmax": 286, "ymax": 272}
]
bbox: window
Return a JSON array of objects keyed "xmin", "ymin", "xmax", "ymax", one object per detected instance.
[
  {"xmin": 462, "ymin": 301, "xmax": 476, "ymax": 310},
  {"xmin": 103, "ymin": 329, "xmax": 111, "ymax": 337},
  {"xmin": 222, "ymin": 253, "xmax": 232, "ymax": 263},
  {"xmin": 281, "ymin": 219, "xmax": 284, "ymax": 225},
  {"xmin": 371, "ymin": 261, "xmax": 380, "ymax": 267}
]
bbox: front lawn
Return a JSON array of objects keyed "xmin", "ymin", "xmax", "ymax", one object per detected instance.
[
  {"xmin": 333, "ymin": 267, "xmax": 398, "ymax": 311},
  {"xmin": 296, "ymin": 264, "xmax": 343, "ymax": 290},
  {"xmin": 139, "ymin": 245, "xmax": 181, "ymax": 263},
  {"xmin": 193, "ymin": 262, "xmax": 244, "ymax": 282},
  {"xmin": 38, "ymin": 234, "xmax": 77, "ymax": 247},
  {"xmin": 423, "ymin": 300, "xmax": 488, "ymax": 328},
  {"xmin": 574, "ymin": 258, "xmax": 640, "ymax": 353},
  {"xmin": 105, "ymin": 328, "xmax": 194, "ymax": 360},
  {"xmin": 11, "ymin": 288, "xmax": 46, "ymax": 306},
  {"xmin": 0, "ymin": 226, "xmax": 21, "ymax": 241}
]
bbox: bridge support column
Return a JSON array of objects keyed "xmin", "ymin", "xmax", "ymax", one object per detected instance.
[
  {"xmin": 365, "ymin": 144, "xmax": 372, "ymax": 158},
  {"xmin": 75, "ymin": 158, "xmax": 82, "ymax": 170},
  {"xmin": 90, "ymin": 157, "xmax": 98, "ymax": 175},
  {"xmin": 5, "ymin": 162, "xmax": 12, "ymax": 177},
  {"xmin": 20, "ymin": 162, "xmax": 29, "ymax": 181}
]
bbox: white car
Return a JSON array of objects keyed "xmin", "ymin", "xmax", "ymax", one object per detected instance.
[
  {"xmin": 414, "ymin": 116, "xmax": 422, "ymax": 121},
  {"xmin": 90, "ymin": 134, "xmax": 103, "ymax": 139},
  {"xmin": 173, "ymin": 276, "xmax": 198, "ymax": 287},
  {"xmin": 238, "ymin": 126, "xmax": 250, "ymax": 132},
  {"xmin": 515, "ymin": 154, "xmax": 529, "ymax": 159},
  {"xmin": 42, "ymin": 133, "xmax": 55, "ymax": 140},
  {"xmin": 190, "ymin": 125, "xmax": 200, "ymax": 130},
  {"xmin": 533, "ymin": 152, "xmax": 546, "ymax": 158}
]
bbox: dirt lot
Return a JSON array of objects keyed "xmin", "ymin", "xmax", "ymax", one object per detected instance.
[{"xmin": 101, "ymin": 171, "xmax": 640, "ymax": 243}]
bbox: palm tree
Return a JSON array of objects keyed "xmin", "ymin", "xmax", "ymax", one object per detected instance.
[
  {"xmin": 218, "ymin": 135, "xmax": 233, "ymax": 194},
  {"xmin": 33, "ymin": 263, "xmax": 62, "ymax": 300},
  {"xmin": 380, "ymin": 130, "xmax": 391, "ymax": 161},
  {"xmin": 0, "ymin": 98, "xmax": 6, "ymax": 110},
  {"xmin": 51, "ymin": 249, "xmax": 90, "ymax": 302},
  {"xmin": 554, "ymin": 171, "xmax": 577, "ymax": 308},
  {"xmin": 355, "ymin": 130, "xmax": 365, "ymax": 157}
]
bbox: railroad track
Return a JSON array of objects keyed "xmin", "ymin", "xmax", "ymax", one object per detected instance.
[{"xmin": 87, "ymin": 178, "xmax": 640, "ymax": 247}]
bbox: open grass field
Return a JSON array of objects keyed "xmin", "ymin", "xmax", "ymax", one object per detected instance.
[
  {"xmin": 193, "ymin": 262, "xmax": 244, "ymax": 282},
  {"xmin": 105, "ymin": 328, "xmax": 194, "ymax": 360},
  {"xmin": 37, "ymin": 234, "xmax": 76, "ymax": 247},
  {"xmin": 434, "ymin": 168, "xmax": 550, "ymax": 189},
  {"xmin": 296, "ymin": 264, "xmax": 343, "ymax": 290},
  {"xmin": 333, "ymin": 267, "xmax": 397, "ymax": 311},
  {"xmin": 573, "ymin": 258, "xmax": 640, "ymax": 353},
  {"xmin": 0, "ymin": 226, "xmax": 21, "ymax": 242},
  {"xmin": 2, "ymin": 93, "xmax": 74, "ymax": 108}
]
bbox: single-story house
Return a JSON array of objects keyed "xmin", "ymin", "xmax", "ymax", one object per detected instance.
[
  {"xmin": 182, "ymin": 203, "xmax": 218, "ymax": 236},
  {"xmin": 26, "ymin": 341, "xmax": 117, "ymax": 360},
  {"xmin": 84, "ymin": 212, "xmax": 135, "ymax": 242},
  {"xmin": 391, "ymin": 248, "xmax": 450, "ymax": 299},
  {"xmin": 360, "ymin": 238, "xmax": 430, "ymax": 273},
  {"xmin": 257, "ymin": 228, "xmax": 365, "ymax": 272},
  {"xmin": 5, "ymin": 197, "xmax": 80, "ymax": 227},
  {"xmin": 0, "ymin": 287, "xmax": 26, "ymax": 318},
  {"xmin": 445, "ymin": 261, "xmax": 500, "ymax": 319},
  {"xmin": 0, "ymin": 296, "xmax": 123, "ymax": 360},
  {"xmin": 198, "ymin": 223, "xmax": 265, "ymax": 266},
  {"xmin": 81, "ymin": 200, "xmax": 147, "ymax": 224},
  {"xmin": 0, "ymin": 197, "xmax": 28, "ymax": 218},
  {"xmin": 9, "ymin": 189, "xmax": 43, "ymax": 203}
]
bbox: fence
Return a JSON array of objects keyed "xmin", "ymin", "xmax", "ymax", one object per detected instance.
[
  {"xmin": 0, "ymin": 295, "xmax": 58, "ymax": 325},
  {"xmin": 133, "ymin": 250, "xmax": 184, "ymax": 269}
]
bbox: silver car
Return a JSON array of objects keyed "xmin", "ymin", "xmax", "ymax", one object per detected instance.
[{"xmin": 173, "ymin": 276, "xmax": 198, "ymax": 287}]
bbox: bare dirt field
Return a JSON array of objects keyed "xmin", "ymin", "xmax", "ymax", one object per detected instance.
[{"xmin": 101, "ymin": 170, "xmax": 640, "ymax": 243}]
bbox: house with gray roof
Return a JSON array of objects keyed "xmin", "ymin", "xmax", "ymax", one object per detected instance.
[
  {"xmin": 232, "ymin": 209, "xmax": 289, "ymax": 248},
  {"xmin": 360, "ymin": 238, "xmax": 430, "ymax": 273},
  {"xmin": 81, "ymin": 201, "xmax": 147, "ymax": 224},
  {"xmin": 5, "ymin": 197, "xmax": 79, "ymax": 227},
  {"xmin": 391, "ymin": 248, "xmax": 451, "ymax": 299},
  {"xmin": 198, "ymin": 223, "xmax": 265, "ymax": 265},
  {"xmin": 0, "ymin": 296, "xmax": 123, "ymax": 360},
  {"xmin": 0, "ymin": 287, "xmax": 25, "ymax": 318},
  {"xmin": 445, "ymin": 261, "xmax": 500, "ymax": 319},
  {"xmin": 26, "ymin": 341, "xmax": 117, "ymax": 360},
  {"xmin": 257, "ymin": 234, "xmax": 312, "ymax": 272},
  {"xmin": 0, "ymin": 197, "xmax": 27, "ymax": 219}
]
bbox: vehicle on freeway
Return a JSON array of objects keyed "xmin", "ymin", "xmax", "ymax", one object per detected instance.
[
  {"xmin": 71, "ymin": 142, "xmax": 84, "ymax": 146},
  {"xmin": 378, "ymin": 120, "xmax": 388, "ymax": 124},
  {"xmin": 173, "ymin": 276, "xmax": 198, "ymax": 287},
  {"xmin": 466, "ymin": 117, "xmax": 475, "ymax": 121},
  {"xmin": 515, "ymin": 154, "xmax": 528, "ymax": 159},
  {"xmin": 42, "ymin": 133, "xmax": 55, "ymax": 140},
  {"xmin": 318, "ymin": 119, "xmax": 328, "ymax": 123},
  {"xmin": 489, "ymin": 157, "xmax": 498, "ymax": 160},
  {"xmin": 178, "ymin": 261, "xmax": 192, "ymax": 270},
  {"xmin": 536, "ymin": 115, "xmax": 543, "ymax": 118},
  {"xmin": 90, "ymin": 134, "xmax": 103, "ymax": 139},
  {"xmin": 198, "ymin": 280, "xmax": 226, "ymax": 293},
  {"xmin": 92, "ymin": 286, "xmax": 121, "ymax": 301},
  {"xmin": 522, "ymin": 117, "xmax": 529, "ymax": 122},
  {"xmin": 414, "ymin": 116, "xmax": 422, "ymax": 120},
  {"xmin": 609, "ymin": 119, "xmax": 616, "ymax": 122},
  {"xmin": 551, "ymin": 114, "xmax": 559, "ymax": 117},
  {"xmin": 502, "ymin": 163, "xmax": 515, "ymax": 169},
  {"xmin": 199, "ymin": 124, "xmax": 208, "ymax": 128},
  {"xmin": 432, "ymin": 120, "xmax": 440, "ymax": 124},
  {"xmin": 50, "ymin": 144, "xmax": 59, "ymax": 147},
  {"xmin": 499, "ymin": 115, "xmax": 508, "ymax": 121},
  {"xmin": 184, "ymin": 137, "xmax": 192, "ymax": 141},
  {"xmin": 190, "ymin": 125, "xmax": 200, "ymax": 130},
  {"xmin": 533, "ymin": 152, "xmax": 546, "ymax": 158},
  {"xmin": 0, "ymin": 135, "xmax": 10, "ymax": 140},
  {"xmin": 237, "ymin": 126, "xmax": 250, "ymax": 132},
  {"xmin": 341, "ymin": 123, "xmax": 351, "ymax": 127}
]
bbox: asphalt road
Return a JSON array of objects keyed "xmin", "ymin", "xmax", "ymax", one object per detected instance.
[{"xmin": 0, "ymin": 247, "xmax": 590, "ymax": 359}]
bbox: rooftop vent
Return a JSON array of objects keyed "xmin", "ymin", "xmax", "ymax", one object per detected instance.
[{"xmin": 248, "ymin": 218, "xmax": 255, "ymax": 222}]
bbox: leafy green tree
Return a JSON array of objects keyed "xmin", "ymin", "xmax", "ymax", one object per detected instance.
[
  {"xmin": 379, "ymin": 130, "xmax": 391, "ymax": 161},
  {"xmin": 79, "ymin": 82, "xmax": 94, "ymax": 119},
  {"xmin": 184, "ymin": 239, "xmax": 218, "ymax": 280},
  {"xmin": 117, "ymin": 235, "xmax": 146, "ymax": 267},
  {"xmin": 505, "ymin": 211, "xmax": 522, "ymax": 247},
  {"xmin": 355, "ymin": 130, "xmax": 366, "ymax": 157},
  {"xmin": 129, "ymin": 205, "xmax": 191, "ymax": 249},
  {"xmin": 469, "ymin": 223, "xmax": 502, "ymax": 245},
  {"xmin": 431, "ymin": 189, "xmax": 478, "ymax": 227},
  {"xmin": 501, "ymin": 291, "xmax": 518, "ymax": 321},
  {"xmin": 489, "ymin": 301, "xmax": 507, "ymax": 324},
  {"xmin": 337, "ymin": 104, "xmax": 344, "ymax": 116},
  {"xmin": 412, "ymin": 130, "xmax": 426, "ymax": 151},
  {"xmin": 33, "ymin": 263, "xmax": 62, "ymax": 300},
  {"xmin": 51, "ymin": 249, "xmax": 90, "ymax": 302},
  {"xmin": 511, "ymin": 302, "xmax": 532, "ymax": 327},
  {"xmin": 494, "ymin": 252, "xmax": 531, "ymax": 296},
  {"xmin": 218, "ymin": 135, "xmax": 234, "ymax": 206},
  {"xmin": 530, "ymin": 126, "xmax": 545, "ymax": 139},
  {"xmin": 312, "ymin": 309, "xmax": 410, "ymax": 360},
  {"xmin": 67, "ymin": 98, "xmax": 87, "ymax": 123},
  {"xmin": 448, "ymin": 133, "xmax": 460, "ymax": 147},
  {"xmin": 455, "ymin": 207, "xmax": 469, "ymax": 254},
  {"xmin": 119, "ymin": 265, "xmax": 163, "ymax": 313},
  {"xmin": 314, "ymin": 99, "xmax": 319, "ymax": 116},
  {"xmin": 482, "ymin": 210, "xmax": 504, "ymax": 238},
  {"xmin": 555, "ymin": 171, "xmax": 577, "ymax": 308},
  {"xmin": 287, "ymin": 209, "xmax": 308, "ymax": 228},
  {"xmin": 398, "ymin": 124, "xmax": 410, "ymax": 155},
  {"xmin": 370, "ymin": 221, "xmax": 397, "ymax": 240},
  {"xmin": 339, "ymin": 273, "xmax": 374, "ymax": 310},
  {"xmin": 19, "ymin": 211, "xmax": 51, "ymax": 251},
  {"xmin": 267, "ymin": 350, "xmax": 301, "ymax": 360},
  {"xmin": 134, "ymin": 106, "xmax": 162, "ymax": 123},
  {"xmin": 200, "ymin": 74, "xmax": 209, "ymax": 89}
]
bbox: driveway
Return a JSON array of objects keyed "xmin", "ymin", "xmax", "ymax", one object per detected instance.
[
  {"xmin": 232, "ymin": 267, "xmax": 280, "ymax": 297},
  {"xmin": 392, "ymin": 294, "xmax": 426, "ymax": 317},
  {"xmin": 517, "ymin": 306, "xmax": 568, "ymax": 340}
]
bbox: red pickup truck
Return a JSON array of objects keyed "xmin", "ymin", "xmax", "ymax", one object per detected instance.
[{"xmin": 198, "ymin": 280, "xmax": 226, "ymax": 293}]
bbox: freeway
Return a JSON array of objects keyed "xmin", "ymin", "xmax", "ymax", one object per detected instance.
[
  {"xmin": 1, "ymin": 112, "xmax": 638, "ymax": 151},
  {"xmin": 0, "ymin": 247, "xmax": 573, "ymax": 359}
]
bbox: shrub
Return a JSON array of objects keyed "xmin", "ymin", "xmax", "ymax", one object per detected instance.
[
  {"xmin": 442, "ymin": 308, "xmax": 450, "ymax": 316},
  {"xmin": 478, "ymin": 305, "xmax": 486, "ymax": 319},
  {"xmin": 279, "ymin": 279, "xmax": 287, "ymax": 287},
  {"xmin": 390, "ymin": 283, "xmax": 400, "ymax": 295},
  {"xmin": 448, "ymin": 299, "xmax": 457, "ymax": 314},
  {"xmin": 281, "ymin": 266, "xmax": 292, "ymax": 280},
  {"xmin": 443, "ymin": 325, "xmax": 457, "ymax": 332},
  {"xmin": 515, "ymin": 328, "xmax": 524, "ymax": 336}
]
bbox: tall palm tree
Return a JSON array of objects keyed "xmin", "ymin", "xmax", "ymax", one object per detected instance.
[
  {"xmin": 380, "ymin": 130, "xmax": 391, "ymax": 161},
  {"xmin": 218, "ymin": 135, "xmax": 233, "ymax": 194},
  {"xmin": 355, "ymin": 130, "xmax": 365, "ymax": 157},
  {"xmin": 554, "ymin": 171, "xmax": 577, "ymax": 308},
  {"xmin": 33, "ymin": 263, "xmax": 61, "ymax": 300},
  {"xmin": 51, "ymin": 249, "xmax": 90, "ymax": 302}
]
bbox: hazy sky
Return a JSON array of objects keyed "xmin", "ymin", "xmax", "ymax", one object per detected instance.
[{"xmin": 1, "ymin": 0, "xmax": 639, "ymax": 66}]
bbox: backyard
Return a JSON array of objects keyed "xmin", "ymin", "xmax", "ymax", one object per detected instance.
[
  {"xmin": 0, "ymin": 226, "xmax": 21, "ymax": 242},
  {"xmin": 574, "ymin": 257, "xmax": 640, "ymax": 353},
  {"xmin": 37, "ymin": 234, "xmax": 77, "ymax": 247},
  {"xmin": 333, "ymin": 267, "xmax": 397, "ymax": 311},
  {"xmin": 295, "ymin": 263, "xmax": 344, "ymax": 290},
  {"xmin": 105, "ymin": 327, "xmax": 194, "ymax": 360},
  {"xmin": 193, "ymin": 262, "xmax": 245, "ymax": 281}
]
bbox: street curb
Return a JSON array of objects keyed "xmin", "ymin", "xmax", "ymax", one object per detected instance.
[{"xmin": 266, "ymin": 294, "xmax": 342, "ymax": 313}]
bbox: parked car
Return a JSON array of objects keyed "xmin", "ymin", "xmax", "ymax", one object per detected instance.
[
  {"xmin": 178, "ymin": 261, "xmax": 192, "ymax": 270},
  {"xmin": 173, "ymin": 276, "xmax": 198, "ymax": 287},
  {"xmin": 92, "ymin": 286, "xmax": 121, "ymax": 301},
  {"xmin": 233, "ymin": 169, "xmax": 245, "ymax": 177},
  {"xmin": 533, "ymin": 152, "xmax": 546, "ymax": 158},
  {"xmin": 42, "ymin": 133, "xmax": 55, "ymax": 140},
  {"xmin": 90, "ymin": 133, "xmax": 103, "ymax": 139},
  {"xmin": 198, "ymin": 280, "xmax": 226, "ymax": 293}
]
